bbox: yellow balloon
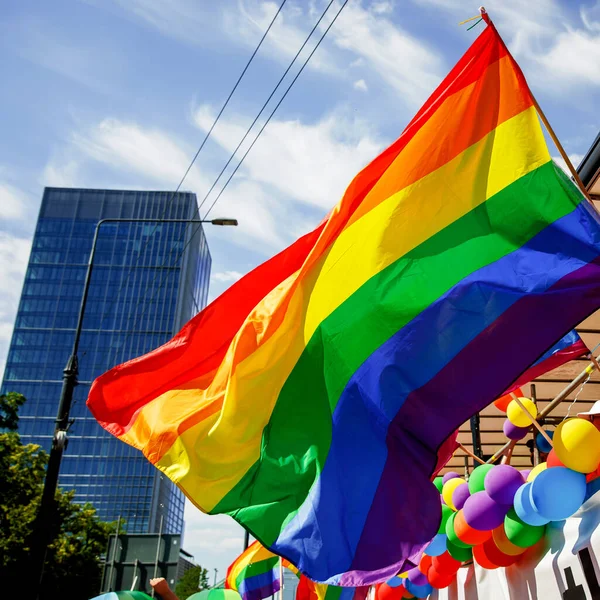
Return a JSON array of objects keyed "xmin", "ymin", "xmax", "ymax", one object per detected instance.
[
  {"xmin": 554, "ymin": 418, "xmax": 600, "ymax": 473},
  {"xmin": 442, "ymin": 477, "xmax": 466, "ymax": 511},
  {"xmin": 399, "ymin": 572, "xmax": 408, "ymax": 579},
  {"xmin": 526, "ymin": 461, "xmax": 547, "ymax": 482},
  {"xmin": 506, "ymin": 398, "xmax": 538, "ymax": 427}
]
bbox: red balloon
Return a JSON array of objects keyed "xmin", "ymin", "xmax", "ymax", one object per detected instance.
[
  {"xmin": 473, "ymin": 543, "xmax": 499, "ymax": 570},
  {"xmin": 482, "ymin": 537, "xmax": 519, "ymax": 567},
  {"xmin": 432, "ymin": 552, "xmax": 461, "ymax": 575},
  {"xmin": 375, "ymin": 583, "xmax": 409, "ymax": 600},
  {"xmin": 547, "ymin": 449, "xmax": 565, "ymax": 468},
  {"xmin": 494, "ymin": 388, "xmax": 523, "ymax": 412},
  {"xmin": 427, "ymin": 566, "xmax": 456, "ymax": 589},
  {"xmin": 454, "ymin": 510, "xmax": 493, "ymax": 545},
  {"xmin": 418, "ymin": 554, "xmax": 432, "ymax": 575}
]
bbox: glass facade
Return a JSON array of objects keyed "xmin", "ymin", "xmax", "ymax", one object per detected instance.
[{"xmin": 1, "ymin": 188, "xmax": 211, "ymax": 535}]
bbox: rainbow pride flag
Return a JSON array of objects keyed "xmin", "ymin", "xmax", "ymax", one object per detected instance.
[
  {"xmin": 296, "ymin": 576, "xmax": 369, "ymax": 600},
  {"xmin": 88, "ymin": 20, "xmax": 600, "ymax": 585},
  {"xmin": 226, "ymin": 541, "xmax": 281, "ymax": 600}
]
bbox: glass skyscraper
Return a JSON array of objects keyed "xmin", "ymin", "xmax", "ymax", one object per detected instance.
[{"xmin": 1, "ymin": 187, "xmax": 211, "ymax": 535}]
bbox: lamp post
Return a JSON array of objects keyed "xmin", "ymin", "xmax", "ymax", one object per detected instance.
[{"xmin": 29, "ymin": 217, "xmax": 237, "ymax": 600}]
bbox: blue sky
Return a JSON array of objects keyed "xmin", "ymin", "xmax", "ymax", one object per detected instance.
[{"xmin": 2, "ymin": 0, "xmax": 600, "ymax": 582}]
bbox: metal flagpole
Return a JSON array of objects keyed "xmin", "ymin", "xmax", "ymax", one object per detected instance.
[{"xmin": 279, "ymin": 557, "xmax": 284, "ymax": 600}]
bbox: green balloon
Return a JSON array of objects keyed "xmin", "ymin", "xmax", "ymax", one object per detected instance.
[
  {"xmin": 504, "ymin": 508, "xmax": 546, "ymax": 548},
  {"xmin": 468, "ymin": 464, "xmax": 494, "ymax": 494},
  {"xmin": 445, "ymin": 511, "xmax": 471, "ymax": 548},
  {"xmin": 438, "ymin": 504, "xmax": 453, "ymax": 534},
  {"xmin": 446, "ymin": 540, "xmax": 472, "ymax": 562},
  {"xmin": 434, "ymin": 476, "xmax": 444, "ymax": 493}
]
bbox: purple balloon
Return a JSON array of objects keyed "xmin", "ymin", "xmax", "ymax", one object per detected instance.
[
  {"xmin": 441, "ymin": 495, "xmax": 446, "ymax": 505},
  {"xmin": 463, "ymin": 491, "xmax": 509, "ymax": 531},
  {"xmin": 452, "ymin": 482, "xmax": 470, "ymax": 510},
  {"xmin": 407, "ymin": 567, "xmax": 428, "ymax": 586},
  {"xmin": 503, "ymin": 419, "xmax": 529, "ymax": 440},
  {"xmin": 443, "ymin": 471, "xmax": 460, "ymax": 484},
  {"xmin": 520, "ymin": 470, "xmax": 531, "ymax": 481},
  {"xmin": 484, "ymin": 465, "xmax": 524, "ymax": 505}
]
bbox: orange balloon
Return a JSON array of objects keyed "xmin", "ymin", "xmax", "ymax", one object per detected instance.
[
  {"xmin": 454, "ymin": 509, "xmax": 492, "ymax": 545},
  {"xmin": 494, "ymin": 388, "xmax": 523, "ymax": 412},
  {"xmin": 418, "ymin": 554, "xmax": 432, "ymax": 575},
  {"xmin": 427, "ymin": 566, "xmax": 455, "ymax": 589},
  {"xmin": 482, "ymin": 536, "xmax": 519, "ymax": 567},
  {"xmin": 492, "ymin": 525, "xmax": 527, "ymax": 556},
  {"xmin": 547, "ymin": 449, "xmax": 565, "ymax": 468},
  {"xmin": 432, "ymin": 552, "xmax": 461, "ymax": 575},
  {"xmin": 473, "ymin": 542, "xmax": 499, "ymax": 570}
]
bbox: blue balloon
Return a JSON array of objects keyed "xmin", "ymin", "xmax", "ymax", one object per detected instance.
[
  {"xmin": 514, "ymin": 483, "xmax": 550, "ymax": 526},
  {"xmin": 530, "ymin": 466, "xmax": 587, "ymax": 521},
  {"xmin": 385, "ymin": 577, "xmax": 403, "ymax": 588},
  {"xmin": 424, "ymin": 533, "xmax": 447, "ymax": 557},
  {"xmin": 536, "ymin": 430, "xmax": 554, "ymax": 453},
  {"xmin": 404, "ymin": 580, "xmax": 434, "ymax": 598}
]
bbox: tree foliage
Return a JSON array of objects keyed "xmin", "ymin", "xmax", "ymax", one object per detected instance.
[
  {"xmin": 175, "ymin": 565, "xmax": 210, "ymax": 599},
  {"xmin": 0, "ymin": 393, "xmax": 118, "ymax": 599},
  {"xmin": 0, "ymin": 391, "xmax": 25, "ymax": 430}
]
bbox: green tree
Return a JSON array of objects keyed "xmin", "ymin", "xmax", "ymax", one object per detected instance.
[
  {"xmin": 0, "ymin": 392, "xmax": 118, "ymax": 599},
  {"xmin": 176, "ymin": 565, "xmax": 210, "ymax": 599}
]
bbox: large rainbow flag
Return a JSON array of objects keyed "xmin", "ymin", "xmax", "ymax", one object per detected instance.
[
  {"xmin": 88, "ymin": 19, "xmax": 600, "ymax": 586},
  {"xmin": 226, "ymin": 541, "xmax": 281, "ymax": 600}
]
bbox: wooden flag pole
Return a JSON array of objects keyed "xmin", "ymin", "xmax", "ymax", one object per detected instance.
[
  {"xmin": 510, "ymin": 393, "xmax": 554, "ymax": 447},
  {"xmin": 458, "ymin": 442, "xmax": 487, "ymax": 465}
]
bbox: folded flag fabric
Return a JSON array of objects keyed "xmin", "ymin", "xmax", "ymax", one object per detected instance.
[
  {"xmin": 88, "ymin": 19, "xmax": 600, "ymax": 586},
  {"xmin": 504, "ymin": 330, "xmax": 589, "ymax": 393},
  {"xmin": 226, "ymin": 541, "xmax": 281, "ymax": 600},
  {"xmin": 296, "ymin": 576, "xmax": 369, "ymax": 600}
]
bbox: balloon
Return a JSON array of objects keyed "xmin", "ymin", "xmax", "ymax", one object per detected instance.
[
  {"xmin": 424, "ymin": 533, "xmax": 447, "ymax": 557},
  {"xmin": 404, "ymin": 580, "xmax": 433, "ymax": 599},
  {"xmin": 446, "ymin": 540, "xmax": 472, "ymax": 562},
  {"xmin": 446, "ymin": 512, "xmax": 471, "ymax": 548},
  {"xmin": 443, "ymin": 472, "xmax": 461, "ymax": 484},
  {"xmin": 473, "ymin": 542, "xmax": 499, "ymax": 570},
  {"xmin": 399, "ymin": 572, "xmax": 408, "ymax": 579},
  {"xmin": 463, "ymin": 491, "xmax": 509, "ymax": 531},
  {"xmin": 536, "ymin": 430, "xmax": 554, "ymax": 453},
  {"xmin": 452, "ymin": 483, "xmax": 470, "ymax": 511},
  {"xmin": 485, "ymin": 464, "xmax": 524, "ymax": 505},
  {"xmin": 433, "ymin": 476, "xmax": 444, "ymax": 493},
  {"xmin": 494, "ymin": 389, "xmax": 523, "ymax": 413},
  {"xmin": 547, "ymin": 449, "xmax": 565, "ymax": 468},
  {"xmin": 375, "ymin": 583, "xmax": 409, "ymax": 600},
  {"xmin": 507, "ymin": 397, "xmax": 537, "ymax": 427},
  {"xmin": 513, "ymin": 483, "xmax": 549, "ymax": 526},
  {"xmin": 427, "ymin": 567, "xmax": 455, "ymax": 589},
  {"xmin": 418, "ymin": 554, "xmax": 432, "ymax": 575},
  {"xmin": 385, "ymin": 577, "xmax": 404, "ymax": 588},
  {"xmin": 504, "ymin": 508, "xmax": 546, "ymax": 548},
  {"xmin": 492, "ymin": 525, "xmax": 527, "ymax": 556},
  {"xmin": 443, "ymin": 478, "xmax": 467, "ymax": 511},
  {"xmin": 468, "ymin": 464, "xmax": 494, "ymax": 494},
  {"xmin": 503, "ymin": 419, "xmax": 529, "ymax": 441},
  {"xmin": 407, "ymin": 567, "xmax": 428, "ymax": 586},
  {"xmin": 432, "ymin": 552, "xmax": 461, "ymax": 575},
  {"xmin": 520, "ymin": 470, "xmax": 531, "ymax": 481},
  {"xmin": 481, "ymin": 536, "xmax": 519, "ymax": 567},
  {"xmin": 438, "ymin": 504, "xmax": 453, "ymax": 534},
  {"xmin": 529, "ymin": 466, "xmax": 587, "ymax": 521},
  {"xmin": 454, "ymin": 509, "xmax": 492, "ymax": 545},
  {"xmin": 526, "ymin": 462, "xmax": 547, "ymax": 482},
  {"xmin": 554, "ymin": 419, "xmax": 600, "ymax": 474}
]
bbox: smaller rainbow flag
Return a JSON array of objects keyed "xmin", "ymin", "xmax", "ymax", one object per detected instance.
[
  {"xmin": 296, "ymin": 575, "xmax": 369, "ymax": 600},
  {"xmin": 226, "ymin": 541, "xmax": 281, "ymax": 600}
]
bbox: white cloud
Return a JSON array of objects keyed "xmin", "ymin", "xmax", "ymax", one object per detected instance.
[
  {"xmin": 329, "ymin": 2, "xmax": 443, "ymax": 106},
  {"xmin": 0, "ymin": 183, "xmax": 29, "ymax": 220},
  {"xmin": 183, "ymin": 503, "xmax": 245, "ymax": 577},
  {"xmin": 0, "ymin": 233, "xmax": 32, "ymax": 379},
  {"xmin": 41, "ymin": 158, "xmax": 80, "ymax": 188},
  {"xmin": 552, "ymin": 154, "xmax": 584, "ymax": 176},
  {"xmin": 211, "ymin": 270, "xmax": 244, "ymax": 282},
  {"xmin": 371, "ymin": 1, "xmax": 394, "ymax": 15},
  {"xmin": 353, "ymin": 78, "xmax": 368, "ymax": 92},
  {"xmin": 193, "ymin": 104, "xmax": 384, "ymax": 211}
]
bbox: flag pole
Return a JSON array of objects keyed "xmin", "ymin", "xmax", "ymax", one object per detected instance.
[{"xmin": 279, "ymin": 556, "xmax": 284, "ymax": 600}]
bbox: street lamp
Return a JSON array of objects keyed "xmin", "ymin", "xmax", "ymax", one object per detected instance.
[{"xmin": 29, "ymin": 217, "xmax": 237, "ymax": 600}]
